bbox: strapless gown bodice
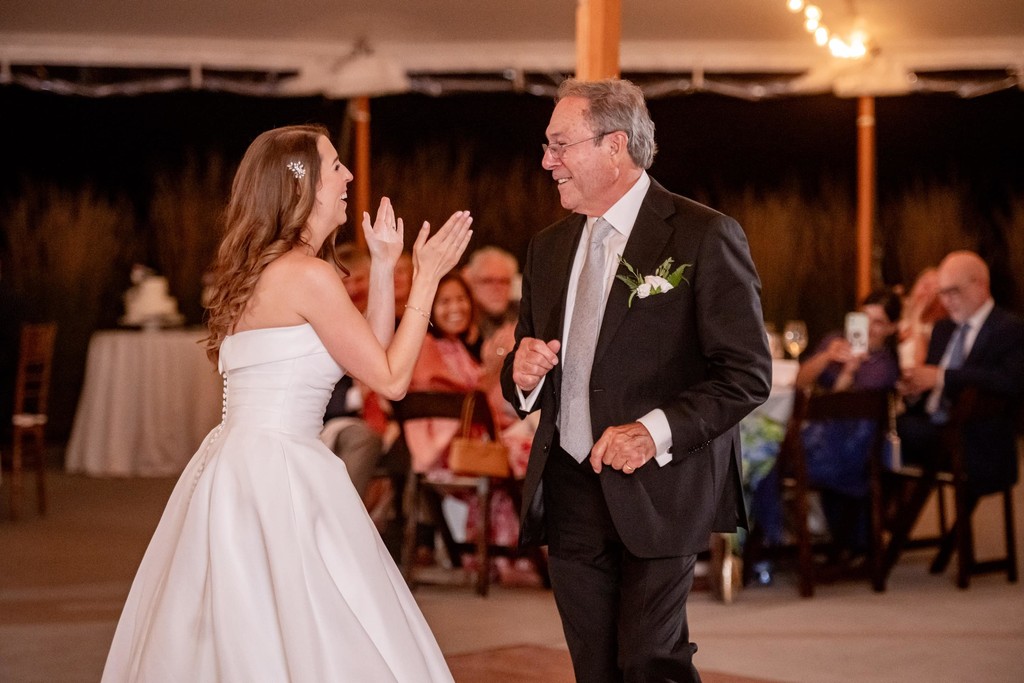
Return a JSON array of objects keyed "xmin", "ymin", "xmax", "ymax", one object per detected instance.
[
  {"xmin": 103, "ymin": 323, "xmax": 453, "ymax": 682},
  {"xmin": 218, "ymin": 324, "xmax": 344, "ymax": 437}
]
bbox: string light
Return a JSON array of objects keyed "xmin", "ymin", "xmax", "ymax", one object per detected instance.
[{"xmin": 785, "ymin": 2, "xmax": 870, "ymax": 60}]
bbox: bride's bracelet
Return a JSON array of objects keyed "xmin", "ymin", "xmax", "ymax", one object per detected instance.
[{"xmin": 404, "ymin": 304, "xmax": 433, "ymax": 327}]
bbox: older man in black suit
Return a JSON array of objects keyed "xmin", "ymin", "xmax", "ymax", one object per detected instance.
[
  {"xmin": 500, "ymin": 78, "xmax": 771, "ymax": 683},
  {"xmin": 899, "ymin": 250, "xmax": 1024, "ymax": 497}
]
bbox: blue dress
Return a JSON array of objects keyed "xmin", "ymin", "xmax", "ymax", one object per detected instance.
[{"xmin": 802, "ymin": 334, "xmax": 899, "ymax": 497}]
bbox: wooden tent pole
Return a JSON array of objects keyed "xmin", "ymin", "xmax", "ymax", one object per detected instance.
[
  {"xmin": 856, "ymin": 95, "xmax": 876, "ymax": 301},
  {"xmin": 352, "ymin": 95, "xmax": 372, "ymax": 250},
  {"xmin": 576, "ymin": 0, "xmax": 621, "ymax": 80}
]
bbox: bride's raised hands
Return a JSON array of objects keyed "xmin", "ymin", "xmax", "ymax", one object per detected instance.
[
  {"xmin": 410, "ymin": 210, "xmax": 474, "ymax": 284},
  {"xmin": 361, "ymin": 196, "xmax": 404, "ymax": 267}
]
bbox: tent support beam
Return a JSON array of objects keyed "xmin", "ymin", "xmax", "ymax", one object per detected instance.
[
  {"xmin": 856, "ymin": 95, "xmax": 876, "ymax": 301},
  {"xmin": 352, "ymin": 95, "xmax": 371, "ymax": 250},
  {"xmin": 576, "ymin": 0, "xmax": 620, "ymax": 80}
]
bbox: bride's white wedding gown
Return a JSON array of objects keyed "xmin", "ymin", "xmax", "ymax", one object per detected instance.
[{"xmin": 102, "ymin": 324, "xmax": 453, "ymax": 682}]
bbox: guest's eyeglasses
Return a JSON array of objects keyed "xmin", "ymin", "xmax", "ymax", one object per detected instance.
[
  {"xmin": 938, "ymin": 278, "xmax": 975, "ymax": 298},
  {"xmin": 541, "ymin": 133, "xmax": 607, "ymax": 160}
]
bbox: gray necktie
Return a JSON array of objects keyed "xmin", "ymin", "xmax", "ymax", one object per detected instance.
[
  {"xmin": 559, "ymin": 218, "xmax": 614, "ymax": 461},
  {"xmin": 931, "ymin": 322, "xmax": 970, "ymax": 425}
]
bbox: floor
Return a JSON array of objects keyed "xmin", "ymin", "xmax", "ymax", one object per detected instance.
[{"xmin": 1, "ymin": 469, "xmax": 1022, "ymax": 682}]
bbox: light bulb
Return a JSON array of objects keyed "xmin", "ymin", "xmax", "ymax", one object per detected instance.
[
  {"xmin": 804, "ymin": 5, "xmax": 822, "ymax": 21},
  {"xmin": 814, "ymin": 26, "xmax": 829, "ymax": 46},
  {"xmin": 787, "ymin": 0, "xmax": 805, "ymax": 12},
  {"xmin": 828, "ymin": 37, "xmax": 849, "ymax": 58}
]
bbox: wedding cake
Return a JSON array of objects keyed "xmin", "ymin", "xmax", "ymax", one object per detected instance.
[{"xmin": 121, "ymin": 273, "xmax": 184, "ymax": 327}]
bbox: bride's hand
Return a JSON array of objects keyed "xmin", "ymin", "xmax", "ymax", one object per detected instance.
[
  {"xmin": 361, "ymin": 197, "xmax": 404, "ymax": 266},
  {"xmin": 411, "ymin": 210, "xmax": 473, "ymax": 282}
]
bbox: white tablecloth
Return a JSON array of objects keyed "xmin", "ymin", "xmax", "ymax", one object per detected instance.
[
  {"xmin": 65, "ymin": 328, "xmax": 222, "ymax": 477},
  {"xmin": 758, "ymin": 358, "xmax": 799, "ymax": 423}
]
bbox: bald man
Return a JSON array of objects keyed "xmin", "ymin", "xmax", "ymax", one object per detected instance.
[{"xmin": 895, "ymin": 250, "xmax": 1024, "ymax": 568}]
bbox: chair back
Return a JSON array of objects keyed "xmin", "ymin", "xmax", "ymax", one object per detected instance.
[
  {"xmin": 13, "ymin": 322, "xmax": 57, "ymax": 419},
  {"xmin": 392, "ymin": 390, "xmax": 497, "ymax": 438},
  {"xmin": 779, "ymin": 388, "xmax": 891, "ymax": 477},
  {"xmin": 392, "ymin": 389, "xmax": 519, "ymax": 596},
  {"xmin": 777, "ymin": 387, "xmax": 892, "ymax": 596},
  {"xmin": 7, "ymin": 322, "xmax": 56, "ymax": 518}
]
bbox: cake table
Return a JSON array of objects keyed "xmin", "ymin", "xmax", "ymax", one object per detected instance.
[{"xmin": 65, "ymin": 327, "xmax": 221, "ymax": 477}]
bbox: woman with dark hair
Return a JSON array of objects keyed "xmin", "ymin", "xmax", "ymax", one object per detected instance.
[
  {"xmin": 401, "ymin": 271, "xmax": 537, "ymax": 580},
  {"xmin": 795, "ymin": 288, "xmax": 902, "ymax": 557},
  {"xmin": 103, "ymin": 124, "xmax": 471, "ymax": 682}
]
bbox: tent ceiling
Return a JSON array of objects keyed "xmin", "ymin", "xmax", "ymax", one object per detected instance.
[{"xmin": 1, "ymin": 1, "xmax": 1022, "ymax": 97}]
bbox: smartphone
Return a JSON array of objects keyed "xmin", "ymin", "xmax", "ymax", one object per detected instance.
[{"xmin": 845, "ymin": 312, "xmax": 869, "ymax": 356}]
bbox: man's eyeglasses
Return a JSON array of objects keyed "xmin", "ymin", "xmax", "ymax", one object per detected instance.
[
  {"xmin": 476, "ymin": 277, "xmax": 512, "ymax": 287},
  {"xmin": 541, "ymin": 133, "xmax": 606, "ymax": 160}
]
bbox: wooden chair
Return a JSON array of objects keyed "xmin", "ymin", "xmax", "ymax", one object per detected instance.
[
  {"xmin": 5, "ymin": 322, "xmax": 57, "ymax": 519},
  {"xmin": 392, "ymin": 390, "xmax": 530, "ymax": 596},
  {"xmin": 773, "ymin": 387, "xmax": 892, "ymax": 597},
  {"xmin": 882, "ymin": 387, "xmax": 1018, "ymax": 589}
]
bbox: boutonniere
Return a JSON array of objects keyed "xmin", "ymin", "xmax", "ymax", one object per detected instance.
[{"xmin": 616, "ymin": 256, "xmax": 691, "ymax": 307}]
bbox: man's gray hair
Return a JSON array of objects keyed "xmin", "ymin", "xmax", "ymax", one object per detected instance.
[
  {"xmin": 555, "ymin": 78, "xmax": 657, "ymax": 169},
  {"xmin": 465, "ymin": 245, "xmax": 519, "ymax": 275}
]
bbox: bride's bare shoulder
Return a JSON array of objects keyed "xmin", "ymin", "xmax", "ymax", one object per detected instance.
[{"xmin": 266, "ymin": 250, "xmax": 338, "ymax": 279}]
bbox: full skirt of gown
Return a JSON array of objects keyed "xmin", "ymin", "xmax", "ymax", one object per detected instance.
[{"xmin": 102, "ymin": 324, "xmax": 453, "ymax": 682}]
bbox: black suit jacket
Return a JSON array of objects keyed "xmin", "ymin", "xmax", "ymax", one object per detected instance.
[
  {"xmin": 500, "ymin": 180, "xmax": 772, "ymax": 557},
  {"xmin": 925, "ymin": 305, "xmax": 1024, "ymax": 493}
]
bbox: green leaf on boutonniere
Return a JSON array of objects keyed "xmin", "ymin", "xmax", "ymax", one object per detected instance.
[{"xmin": 616, "ymin": 255, "xmax": 692, "ymax": 307}]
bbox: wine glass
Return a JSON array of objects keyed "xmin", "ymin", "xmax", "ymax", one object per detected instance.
[{"xmin": 783, "ymin": 320, "xmax": 808, "ymax": 360}]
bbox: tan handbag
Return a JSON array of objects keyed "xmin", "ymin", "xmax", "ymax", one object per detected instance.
[{"xmin": 447, "ymin": 392, "xmax": 511, "ymax": 478}]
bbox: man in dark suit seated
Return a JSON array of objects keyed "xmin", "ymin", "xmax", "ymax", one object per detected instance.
[{"xmin": 897, "ymin": 250, "xmax": 1024, "ymax": 517}]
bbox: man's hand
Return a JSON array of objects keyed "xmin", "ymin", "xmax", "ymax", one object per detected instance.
[
  {"xmin": 512, "ymin": 337, "xmax": 560, "ymax": 392},
  {"xmin": 900, "ymin": 364, "xmax": 940, "ymax": 396},
  {"xmin": 590, "ymin": 422, "xmax": 656, "ymax": 475}
]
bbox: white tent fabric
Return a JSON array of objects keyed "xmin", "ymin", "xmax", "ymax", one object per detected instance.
[{"xmin": 1, "ymin": 0, "xmax": 1022, "ymax": 97}]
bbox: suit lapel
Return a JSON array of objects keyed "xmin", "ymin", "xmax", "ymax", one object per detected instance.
[
  {"xmin": 593, "ymin": 184, "xmax": 675, "ymax": 365},
  {"xmin": 964, "ymin": 306, "xmax": 1000, "ymax": 365}
]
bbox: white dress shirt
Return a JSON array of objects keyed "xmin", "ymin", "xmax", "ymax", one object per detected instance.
[{"xmin": 517, "ymin": 172, "xmax": 675, "ymax": 466}]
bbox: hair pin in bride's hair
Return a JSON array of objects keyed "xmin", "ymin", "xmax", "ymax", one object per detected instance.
[{"xmin": 286, "ymin": 161, "xmax": 306, "ymax": 180}]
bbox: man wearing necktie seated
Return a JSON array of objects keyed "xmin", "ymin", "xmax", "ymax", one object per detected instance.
[
  {"xmin": 501, "ymin": 78, "xmax": 771, "ymax": 683},
  {"xmin": 897, "ymin": 250, "xmax": 1024, "ymax": 509}
]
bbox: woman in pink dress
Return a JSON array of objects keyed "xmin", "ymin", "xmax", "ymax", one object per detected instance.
[{"xmin": 403, "ymin": 272, "xmax": 538, "ymax": 579}]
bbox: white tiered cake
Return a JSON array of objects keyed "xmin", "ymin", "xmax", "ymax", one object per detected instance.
[{"xmin": 121, "ymin": 275, "xmax": 184, "ymax": 327}]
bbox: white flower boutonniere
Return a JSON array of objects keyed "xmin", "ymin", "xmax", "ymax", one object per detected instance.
[{"xmin": 616, "ymin": 256, "xmax": 692, "ymax": 307}]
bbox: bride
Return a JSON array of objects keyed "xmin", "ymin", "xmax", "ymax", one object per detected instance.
[{"xmin": 102, "ymin": 124, "xmax": 472, "ymax": 682}]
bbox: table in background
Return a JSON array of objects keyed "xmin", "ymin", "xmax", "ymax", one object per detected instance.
[
  {"xmin": 739, "ymin": 359, "xmax": 800, "ymax": 545},
  {"xmin": 65, "ymin": 328, "xmax": 221, "ymax": 477}
]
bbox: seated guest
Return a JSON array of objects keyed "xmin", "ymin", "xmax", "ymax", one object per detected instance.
[
  {"xmin": 795, "ymin": 288, "xmax": 902, "ymax": 555},
  {"xmin": 394, "ymin": 251, "xmax": 413, "ymax": 319},
  {"xmin": 462, "ymin": 246, "xmax": 520, "ymax": 343},
  {"xmin": 402, "ymin": 272, "xmax": 538, "ymax": 578},
  {"xmin": 404, "ymin": 272, "xmax": 525, "ymax": 474},
  {"xmin": 898, "ymin": 251, "xmax": 1024, "ymax": 499},
  {"xmin": 898, "ymin": 267, "xmax": 947, "ymax": 370}
]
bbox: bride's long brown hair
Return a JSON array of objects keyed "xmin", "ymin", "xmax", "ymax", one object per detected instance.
[{"xmin": 203, "ymin": 124, "xmax": 347, "ymax": 361}]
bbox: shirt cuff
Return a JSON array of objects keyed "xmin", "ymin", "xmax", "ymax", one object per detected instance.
[
  {"xmin": 517, "ymin": 377, "xmax": 544, "ymax": 412},
  {"xmin": 638, "ymin": 409, "xmax": 673, "ymax": 467}
]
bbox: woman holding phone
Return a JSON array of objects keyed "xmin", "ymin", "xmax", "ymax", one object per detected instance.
[{"xmin": 794, "ymin": 288, "xmax": 902, "ymax": 561}]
